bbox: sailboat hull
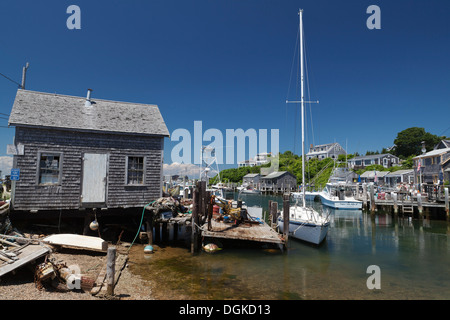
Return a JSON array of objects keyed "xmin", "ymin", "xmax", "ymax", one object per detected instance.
[{"xmin": 278, "ymin": 218, "xmax": 329, "ymax": 245}]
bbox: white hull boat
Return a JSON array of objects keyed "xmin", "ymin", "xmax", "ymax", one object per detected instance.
[
  {"xmin": 277, "ymin": 206, "xmax": 330, "ymax": 245},
  {"xmin": 292, "ymin": 191, "xmax": 320, "ymax": 201},
  {"xmin": 319, "ymin": 183, "xmax": 362, "ymax": 210}
]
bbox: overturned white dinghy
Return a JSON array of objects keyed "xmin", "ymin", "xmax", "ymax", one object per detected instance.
[{"xmin": 43, "ymin": 234, "xmax": 108, "ymax": 252}]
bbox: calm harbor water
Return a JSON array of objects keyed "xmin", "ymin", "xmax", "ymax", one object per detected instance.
[{"xmin": 128, "ymin": 192, "xmax": 450, "ymax": 300}]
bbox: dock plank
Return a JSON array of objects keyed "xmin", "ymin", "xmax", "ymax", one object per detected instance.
[{"xmin": 0, "ymin": 244, "xmax": 50, "ymax": 277}]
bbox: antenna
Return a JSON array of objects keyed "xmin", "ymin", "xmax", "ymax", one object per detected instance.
[{"xmin": 21, "ymin": 62, "xmax": 30, "ymax": 89}]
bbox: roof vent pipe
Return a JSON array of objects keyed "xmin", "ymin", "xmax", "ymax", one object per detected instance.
[{"xmin": 85, "ymin": 88, "xmax": 93, "ymax": 107}]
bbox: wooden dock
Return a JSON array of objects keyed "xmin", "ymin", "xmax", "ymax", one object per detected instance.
[
  {"xmin": 187, "ymin": 181, "xmax": 286, "ymax": 253},
  {"xmin": 201, "ymin": 219, "xmax": 284, "ymax": 245},
  {"xmin": 356, "ymin": 185, "xmax": 449, "ymax": 218}
]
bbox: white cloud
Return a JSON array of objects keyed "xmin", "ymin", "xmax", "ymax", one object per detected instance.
[
  {"xmin": 0, "ymin": 156, "xmax": 13, "ymax": 178},
  {"xmin": 163, "ymin": 162, "xmax": 216, "ymax": 178},
  {"xmin": 163, "ymin": 162, "xmax": 201, "ymax": 178}
]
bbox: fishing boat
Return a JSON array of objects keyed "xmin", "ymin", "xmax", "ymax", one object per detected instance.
[
  {"xmin": 319, "ymin": 182, "xmax": 362, "ymax": 210},
  {"xmin": 277, "ymin": 9, "xmax": 330, "ymax": 245},
  {"xmin": 239, "ymin": 186, "xmax": 261, "ymax": 194},
  {"xmin": 318, "ymin": 167, "xmax": 362, "ymax": 209}
]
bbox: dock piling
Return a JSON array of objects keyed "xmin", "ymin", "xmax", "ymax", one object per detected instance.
[
  {"xmin": 417, "ymin": 193, "xmax": 423, "ymax": 217},
  {"xmin": 369, "ymin": 185, "xmax": 375, "ymax": 213},
  {"xmin": 283, "ymin": 193, "xmax": 290, "ymax": 248},
  {"xmin": 393, "ymin": 192, "xmax": 398, "ymax": 214},
  {"xmin": 270, "ymin": 201, "xmax": 278, "ymax": 229},
  {"xmin": 106, "ymin": 247, "xmax": 116, "ymax": 296},
  {"xmin": 445, "ymin": 188, "xmax": 449, "ymax": 220},
  {"xmin": 191, "ymin": 188, "xmax": 199, "ymax": 255}
]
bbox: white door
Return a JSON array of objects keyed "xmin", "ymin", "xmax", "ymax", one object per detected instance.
[{"xmin": 81, "ymin": 153, "xmax": 108, "ymax": 204}]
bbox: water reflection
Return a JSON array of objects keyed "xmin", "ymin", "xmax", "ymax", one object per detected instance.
[{"xmin": 130, "ymin": 193, "xmax": 450, "ymax": 299}]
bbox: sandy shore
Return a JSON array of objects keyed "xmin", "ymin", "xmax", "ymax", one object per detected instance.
[{"xmin": 0, "ymin": 243, "xmax": 155, "ymax": 300}]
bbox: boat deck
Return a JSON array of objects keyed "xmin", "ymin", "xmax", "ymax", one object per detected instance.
[{"xmin": 201, "ymin": 219, "xmax": 285, "ymax": 245}]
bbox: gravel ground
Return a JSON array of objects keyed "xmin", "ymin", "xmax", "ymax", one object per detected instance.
[{"xmin": 0, "ymin": 243, "xmax": 155, "ymax": 300}]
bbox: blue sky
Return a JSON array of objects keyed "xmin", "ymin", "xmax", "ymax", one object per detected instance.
[{"xmin": 1, "ymin": 0, "xmax": 449, "ymax": 173}]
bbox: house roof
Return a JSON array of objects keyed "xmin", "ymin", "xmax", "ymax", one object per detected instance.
[
  {"xmin": 413, "ymin": 147, "xmax": 450, "ymax": 159},
  {"xmin": 261, "ymin": 171, "xmax": 295, "ymax": 179},
  {"xmin": 8, "ymin": 89, "xmax": 170, "ymax": 137},
  {"xmin": 384, "ymin": 170, "xmax": 414, "ymax": 177},
  {"xmin": 360, "ymin": 171, "xmax": 390, "ymax": 178},
  {"xmin": 434, "ymin": 140, "xmax": 450, "ymax": 149},
  {"xmin": 243, "ymin": 173, "xmax": 260, "ymax": 178}
]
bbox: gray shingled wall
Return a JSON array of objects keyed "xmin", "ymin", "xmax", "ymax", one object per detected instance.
[{"xmin": 13, "ymin": 127, "xmax": 163, "ymax": 211}]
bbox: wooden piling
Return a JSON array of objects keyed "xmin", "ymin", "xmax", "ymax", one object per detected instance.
[
  {"xmin": 417, "ymin": 193, "xmax": 423, "ymax": 217},
  {"xmin": 146, "ymin": 212, "xmax": 154, "ymax": 245},
  {"xmin": 393, "ymin": 192, "xmax": 398, "ymax": 214},
  {"xmin": 445, "ymin": 187, "xmax": 449, "ymax": 220},
  {"xmin": 283, "ymin": 194, "xmax": 290, "ymax": 247},
  {"xmin": 191, "ymin": 188, "xmax": 199, "ymax": 255},
  {"xmin": 270, "ymin": 201, "xmax": 278, "ymax": 228},
  {"xmin": 207, "ymin": 193, "xmax": 213, "ymax": 231},
  {"xmin": 268, "ymin": 200, "xmax": 272, "ymax": 224},
  {"xmin": 106, "ymin": 247, "xmax": 116, "ymax": 296},
  {"xmin": 362, "ymin": 183, "xmax": 368, "ymax": 210},
  {"xmin": 369, "ymin": 185, "xmax": 375, "ymax": 213}
]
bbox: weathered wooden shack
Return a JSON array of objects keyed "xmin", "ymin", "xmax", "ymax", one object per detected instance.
[
  {"xmin": 260, "ymin": 171, "xmax": 297, "ymax": 193},
  {"xmin": 8, "ymin": 89, "xmax": 169, "ymax": 212}
]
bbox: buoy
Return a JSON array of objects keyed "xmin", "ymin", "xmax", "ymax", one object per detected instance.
[
  {"xmin": 202, "ymin": 243, "xmax": 222, "ymax": 253},
  {"xmin": 144, "ymin": 245, "xmax": 154, "ymax": 254},
  {"xmin": 89, "ymin": 220, "xmax": 99, "ymax": 231}
]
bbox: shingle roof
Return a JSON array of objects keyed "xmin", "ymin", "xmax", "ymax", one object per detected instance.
[
  {"xmin": 413, "ymin": 147, "xmax": 450, "ymax": 159},
  {"xmin": 243, "ymin": 173, "xmax": 260, "ymax": 178},
  {"xmin": 261, "ymin": 171, "xmax": 295, "ymax": 179},
  {"xmin": 360, "ymin": 171, "xmax": 390, "ymax": 178},
  {"xmin": 8, "ymin": 89, "xmax": 170, "ymax": 137}
]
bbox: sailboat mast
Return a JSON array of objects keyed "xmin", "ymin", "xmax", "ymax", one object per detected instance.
[{"xmin": 299, "ymin": 9, "xmax": 306, "ymax": 208}]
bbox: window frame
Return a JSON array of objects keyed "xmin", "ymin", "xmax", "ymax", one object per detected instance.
[
  {"xmin": 125, "ymin": 155, "xmax": 146, "ymax": 186},
  {"xmin": 36, "ymin": 151, "xmax": 63, "ymax": 186}
]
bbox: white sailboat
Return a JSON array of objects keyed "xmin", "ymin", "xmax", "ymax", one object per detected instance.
[{"xmin": 277, "ymin": 9, "xmax": 330, "ymax": 245}]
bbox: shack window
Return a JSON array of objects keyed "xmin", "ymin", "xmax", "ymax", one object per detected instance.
[
  {"xmin": 38, "ymin": 153, "xmax": 61, "ymax": 185},
  {"xmin": 127, "ymin": 156, "xmax": 145, "ymax": 185}
]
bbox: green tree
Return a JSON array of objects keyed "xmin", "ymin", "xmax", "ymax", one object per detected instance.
[{"xmin": 393, "ymin": 127, "xmax": 442, "ymax": 158}]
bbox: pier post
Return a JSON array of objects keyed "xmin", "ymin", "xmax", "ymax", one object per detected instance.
[
  {"xmin": 362, "ymin": 183, "xmax": 368, "ymax": 210},
  {"xmin": 369, "ymin": 185, "xmax": 375, "ymax": 213},
  {"xmin": 191, "ymin": 188, "xmax": 199, "ymax": 255},
  {"xmin": 283, "ymin": 193, "xmax": 290, "ymax": 248},
  {"xmin": 207, "ymin": 192, "xmax": 213, "ymax": 231},
  {"xmin": 270, "ymin": 201, "xmax": 278, "ymax": 228},
  {"xmin": 417, "ymin": 193, "xmax": 423, "ymax": 218},
  {"xmin": 445, "ymin": 188, "xmax": 449, "ymax": 220},
  {"xmin": 146, "ymin": 211, "xmax": 154, "ymax": 245},
  {"xmin": 393, "ymin": 192, "xmax": 398, "ymax": 215},
  {"xmin": 106, "ymin": 247, "xmax": 116, "ymax": 296},
  {"xmin": 268, "ymin": 200, "xmax": 272, "ymax": 223}
]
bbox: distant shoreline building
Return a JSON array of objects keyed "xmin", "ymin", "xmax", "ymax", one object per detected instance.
[
  {"xmin": 348, "ymin": 154, "xmax": 400, "ymax": 170},
  {"xmin": 306, "ymin": 143, "xmax": 346, "ymax": 161},
  {"xmin": 238, "ymin": 152, "xmax": 272, "ymax": 168}
]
